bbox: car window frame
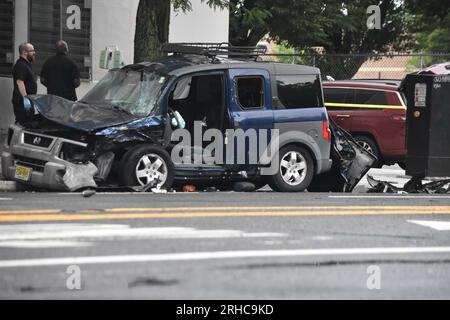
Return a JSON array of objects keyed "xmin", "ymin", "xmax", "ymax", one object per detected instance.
[
  {"xmin": 234, "ymin": 75, "xmax": 266, "ymax": 111},
  {"xmin": 275, "ymin": 74, "xmax": 323, "ymax": 110}
]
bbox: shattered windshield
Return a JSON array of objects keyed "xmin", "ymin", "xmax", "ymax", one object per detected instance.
[{"xmin": 81, "ymin": 70, "xmax": 167, "ymax": 117}]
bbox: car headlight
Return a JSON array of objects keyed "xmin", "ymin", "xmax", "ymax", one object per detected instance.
[{"xmin": 59, "ymin": 142, "xmax": 90, "ymax": 163}]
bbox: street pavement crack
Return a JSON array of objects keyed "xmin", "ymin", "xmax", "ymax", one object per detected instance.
[{"xmin": 128, "ymin": 277, "xmax": 179, "ymax": 288}]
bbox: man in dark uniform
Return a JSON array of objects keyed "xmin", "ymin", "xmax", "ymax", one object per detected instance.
[
  {"xmin": 12, "ymin": 43, "xmax": 37, "ymax": 124},
  {"xmin": 40, "ymin": 40, "xmax": 81, "ymax": 101}
]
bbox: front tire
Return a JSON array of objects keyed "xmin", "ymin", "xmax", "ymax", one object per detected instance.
[
  {"xmin": 119, "ymin": 145, "xmax": 174, "ymax": 190},
  {"xmin": 268, "ymin": 145, "xmax": 314, "ymax": 192}
]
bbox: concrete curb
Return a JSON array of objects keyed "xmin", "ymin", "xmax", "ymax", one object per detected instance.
[
  {"xmin": 1, "ymin": 164, "xmax": 448, "ymax": 193},
  {"xmin": 0, "ymin": 180, "xmax": 19, "ymax": 192}
]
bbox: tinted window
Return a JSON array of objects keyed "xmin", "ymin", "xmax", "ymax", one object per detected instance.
[
  {"xmin": 323, "ymin": 87, "xmax": 355, "ymax": 110},
  {"xmin": 236, "ymin": 77, "xmax": 264, "ymax": 109},
  {"xmin": 276, "ymin": 75, "xmax": 322, "ymax": 109},
  {"xmin": 323, "ymin": 88, "xmax": 354, "ymax": 103},
  {"xmin": 355, "ymin": 89, "xmax": 387, "ymax": 105}
]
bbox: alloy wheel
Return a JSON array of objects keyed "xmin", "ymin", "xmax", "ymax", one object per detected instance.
[
  {"xmin": 135, "ymin": 153, "xmax": 168, "ymax": 186},
  {"xmin": 280, "ymin": 151, "xmax": 307, "ymax": 186}
]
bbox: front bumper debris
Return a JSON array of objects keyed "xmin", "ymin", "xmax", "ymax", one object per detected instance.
[
  {"xmin": 1, "ymin": 124, "xmax": 98, "ymax": 191},
  {"xmin": 308, "ymin": 120, "xmax": 377, "ymax": 192}
]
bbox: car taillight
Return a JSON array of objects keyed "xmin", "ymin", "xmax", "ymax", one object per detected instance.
[{"xmin": 323, "ymin": 120, "xmax": 331, "ymax": 142}]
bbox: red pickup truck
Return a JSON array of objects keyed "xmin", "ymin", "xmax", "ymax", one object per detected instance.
[{"xmin": 323, "ymin": 80, "xmax": 407, "ymax": 168}]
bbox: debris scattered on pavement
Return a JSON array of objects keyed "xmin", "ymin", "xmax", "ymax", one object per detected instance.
[
  {"xmin": 232, "ymin": 181, "xmax": 256, "ymax": 192},
  {"xmin": 182, "ymin": 185, "xmax": 196, "ymax": 192},
  {"xmin": 367, "ymin": 175, "xmax": 450, "ymax": 194},
  {"xmin": 58, "ymin": 162, "xmax": 98, "ymax": 192},
  {"xmin": 151, "ymin": 183, "xmax": 167, "ymax": 194},
  {"xmin": 81, "ymin": 189, "xmax": 96, "ymax": 198},
  {"xmin": 367, "ymin": 175, "xmax": 403, "ymax": 193}
]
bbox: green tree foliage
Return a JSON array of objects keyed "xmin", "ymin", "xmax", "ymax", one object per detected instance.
[
  {"xmin": 134, "ymin": 0, "xmax": 228, "ymax": 63},
  {"xmin": 229, "ymin": 0, "xmax": 410, "ymax": 53},
  {"xmin": 229, "ymin": 0, "xmax": 410, "ymax": 79},
  {"xmin": 405, "ymin": 0, "xmax": 450, "ymax": 53}
]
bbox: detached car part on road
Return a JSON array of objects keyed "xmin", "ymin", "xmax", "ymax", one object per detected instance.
[{"xmin": 1, "ymin": 43, "xmax": 373, "ymax": 192}]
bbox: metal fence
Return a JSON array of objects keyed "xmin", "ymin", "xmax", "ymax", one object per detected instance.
[{"xmin": 263, "ymin": 53, "xmax": 450, "ymax": 80}]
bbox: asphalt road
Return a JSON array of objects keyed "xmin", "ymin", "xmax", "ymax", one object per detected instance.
[{"xmin": 1, "ymin": 191, "xmax": 450, "ymax": 299}]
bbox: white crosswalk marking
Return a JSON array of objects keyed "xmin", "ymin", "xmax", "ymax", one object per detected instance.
[
  {"xmin": 0, "ymin": 223, "xmax": 286, "ymax": 248},
  {"xmin": 408, "ymin": 220, "xmax": 450, "ymax": 231}
]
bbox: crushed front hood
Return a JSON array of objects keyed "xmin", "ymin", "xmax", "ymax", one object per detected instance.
[{"xmin": 28, "ymin": 95, "xmax": 139, "ymax": 132}]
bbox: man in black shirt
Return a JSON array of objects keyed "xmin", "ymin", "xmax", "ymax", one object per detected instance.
[
  {"xmin": 12, "ymin": 43, "xmax": 37, "ymax": 124},
  {"xmin": 40, "ymin": 40, "xmax": 81, "ymax": 101}
]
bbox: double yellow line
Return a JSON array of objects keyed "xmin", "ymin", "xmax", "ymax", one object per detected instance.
[{"xmin": 1, "ymin": 206, "xmax": 450, "ymax": 222}]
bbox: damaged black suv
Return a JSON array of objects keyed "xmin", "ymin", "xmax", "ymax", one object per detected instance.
[{"xmin": 1, "ymin": 44, "xmax": 374, "ymax": 192}]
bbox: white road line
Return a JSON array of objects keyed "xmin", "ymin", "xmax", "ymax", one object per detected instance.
[
  {"xmin": 408, "ymin": 220, "xmax": 450, "ymax": 231},
  {"xmin": 0, "ymin": 198, "xmax": 12, "ymax": 201},
  {"xmin": 0, "ymin": 223, "xmax": 129, "ymax": 232},
  {"xmin": 0, "ymin": 224, "xmax": 286, "ymax": 241},
  {"xmin": 0, "ymin": 240, "xmax": 93, "ymax": 248},
  {"xmin": 330, "ymin": 195, "xmax": 450, "ymax": 199},
  {"xmin": 1, "ymin": 247, "xmax": 450, "ymax": 268}
]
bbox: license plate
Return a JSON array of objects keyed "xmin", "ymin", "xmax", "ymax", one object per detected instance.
[{"xmin": 14, "ymin": 165, "xmax": 32, "ymax": 181}]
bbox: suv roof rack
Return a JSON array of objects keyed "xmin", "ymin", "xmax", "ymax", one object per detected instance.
[{"xmin": 160, "ymin": 43, "xmax": 267, "ymax": 61}]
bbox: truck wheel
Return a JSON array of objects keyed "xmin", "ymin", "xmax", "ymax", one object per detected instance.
[
  {"xmin": 354, "ymin": 135, "xmax": 382, "ymax": 167},
  {"xmin": 119, "ymin": 145, "xmax": 174, "ymax": 190},
  {"xmin": 268, "ymin": 145, "xmax": 314, "ymax": 192}
]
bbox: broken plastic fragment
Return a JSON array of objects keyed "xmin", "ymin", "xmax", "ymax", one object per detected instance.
[
  {"xmin": 151, "ymin": 186, "xmax": 167, "ymax": 194},
  {"xmin": 232, "ymin": 182, "xmax": 256, "ymax": 192},
  {"xmin": 367, "ymin": 175, "xmax": 450, "ymax": 194},
  {"xmin": 94, "ymin": 152, "xmax": 115, "ymax": 182},
  {"xmin": 182, "ymin": 185, "xmax": 196, "ymax": 192},
  {"xmin": 60, "ymin": 162, "xmax": 98, "ymax": 192},
  {"xmin": 82, "ymin": 189, "xmax": 96, "ymax": 198},
  {"xmin": 367, "ymin": 175, "xmax": 402, "ymax": 193}
]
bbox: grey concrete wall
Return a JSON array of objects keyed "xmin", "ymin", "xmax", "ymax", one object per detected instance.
[{"xmin": 0, "ymin": 77, "xmax": 14, "ymax": 144}]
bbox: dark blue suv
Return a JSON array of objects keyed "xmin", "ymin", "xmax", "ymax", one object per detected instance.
[{"xmin": 2, "ymin": 44, "xmax": 334, "ymax": 192}]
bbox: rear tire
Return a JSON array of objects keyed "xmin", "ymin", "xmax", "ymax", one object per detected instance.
[
  {"xmin": 119, "ymin": 145, "xmax": 174, "ymax": 190},
  {"xmin": 268, "ymin": 145, "xmax": 314, "ymax": 192},
  {"xmin": 353, "ymin": 135, "xmax": 382, "ymax": 168}
]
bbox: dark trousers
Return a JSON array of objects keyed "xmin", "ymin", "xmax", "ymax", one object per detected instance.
[{"xmin": 12, "ymin": 101, "xmax": 27, "ymax": 124}]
